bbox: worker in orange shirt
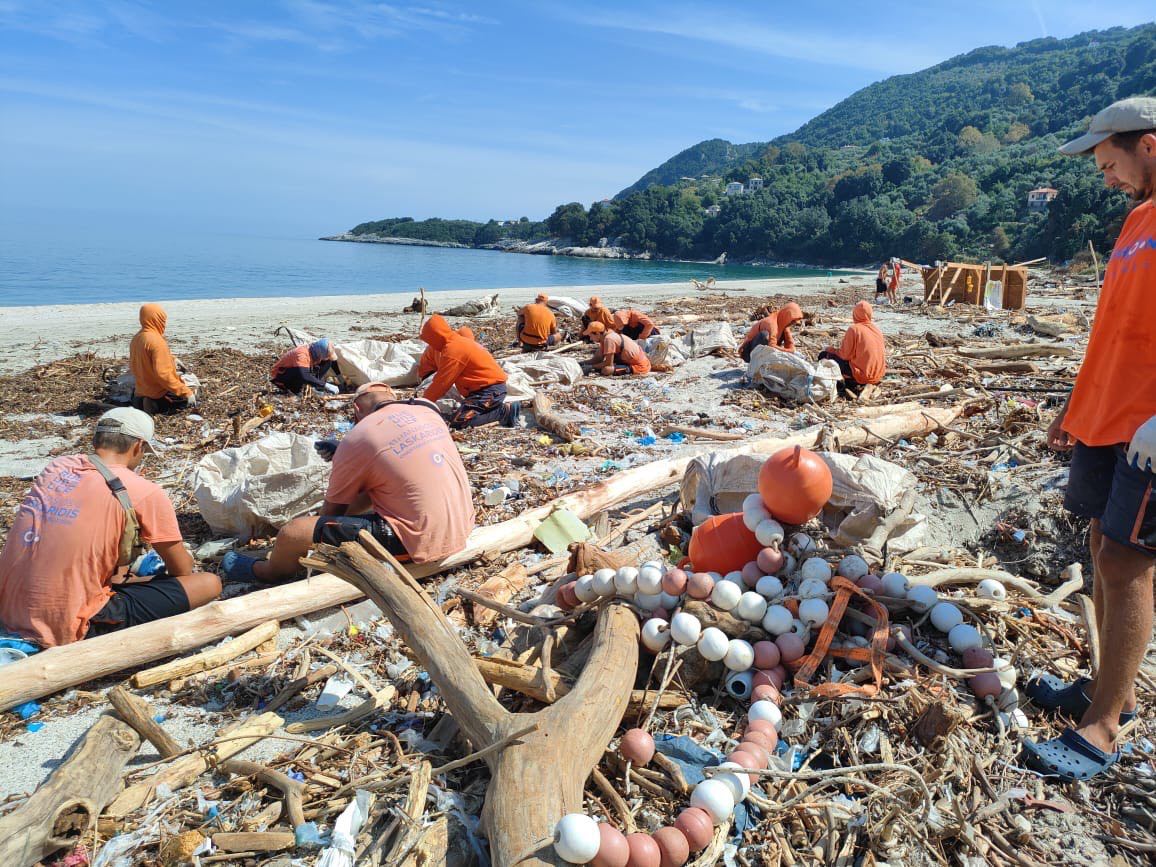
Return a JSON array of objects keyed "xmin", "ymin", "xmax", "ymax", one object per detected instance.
[
  {"xmin": 270, "ymin": 339, "xmax": 339, "ymax": 395},
  {"xmin": 612, "ymin": 308, "xmax": 659, "ymax": 341},
  {"xmin": 887, "ymin": 259, "xmax": 901, "ymax": 305},
  {"xmin": 737, "ymin": 302, "xmax": 804, "ymax": 361},
  {"xmin": 420, "ymin": 315, "xmax": 521, "ymax": 428},
  {"xmin": 1022, "ymin": 97, "xmax": 1156, "ymax": 782},
  {"xmin": 129, "ymin": 303, "xmax": 194, "ymax": 415},
  {"xmin": 582, "ymin": 295, "xmax": 617, "ymax": 341},
  {"xmin": 516, "ymin": 293, "xmax": 559, "ymax": 352},
  {"xmin": 418, "ymin": 326, "xmax": 474, "ymax": 381},
  {"xmin": 818, "ymin": 301, "xmax": 886, "ymax": 395},
  {"xmin": 582, "ymin": 322, "xmax": 651, "ymax": 376}
]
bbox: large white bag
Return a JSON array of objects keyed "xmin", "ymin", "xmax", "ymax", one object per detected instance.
[
  {"xmin": 285, "ymin": 327, "xmax": 424, "ymax": 388},
  {"xmin": 675, "ymin": 322, "xmax": 738, "ymax": 358},
  {"xmin": 501, "ymin": 355, "xmax": 584, "ymax": 386},
  {"xmin": 192, "ymin": 432, "xmax": 330, "ymax": 541},
  {"xmin": 748, "ymin": 346, "xmax": 840, "ymax": 403}
]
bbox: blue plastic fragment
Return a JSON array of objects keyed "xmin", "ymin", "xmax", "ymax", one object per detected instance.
[
  {"xmin": 1012, "ymin": 530, "xmax": 1027, "ymax": 543},
  {"xmin": 27, "ymin": 722, "xmax": 44, "ymax": 732},
  {"xmin": 14, "ymin": 701, "xmax": 40, "ymax": 720},
  {"xmin": 153, "ymin": 713, "xmax": 166, "ymax": 724},
  {"xmin": 135, "ymin": 550, "xmax": 164, "ymax": 577},
  {"xmin": 654, "ymin": 735, "xmax": 754, "ymax": 837},
  {"xmin": 637, "ymin": 435, "xmax": 657, "ymax": 446},
  {"xmin": 665, "ymin": 432, "xmax": 686, "ymax": 444},
  {"xmin": 295, "ymin": 822, "xmax": 324, "ymax": 847},
  {"xmin": 0, "ymin": 638, "xmax": 39, "ymax": 655},
  {"xmin": 206, "ymin": 805, "xmax": 219, "ymax": 820}
]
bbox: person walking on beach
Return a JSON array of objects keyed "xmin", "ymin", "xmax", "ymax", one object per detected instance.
[
  {"xmin": 818, "ymin": 301, "xmax": 886, "ymax": 395},
  {"xmin": 129, "ymin": 303, "xmax": 194, "ymax": 415},
  {"xmin": 516, "ymin": 293, "xmax": 559, "ymax": 352},
  {"xmin": 875, "ymin": 263, "xmax": 889, "ymax": 302},
  {"xmin": 887, "ymin": 259, "xmax": 901, "ymax": 305},
  {"xmin": 612, "ymin": 308, "xmax": 659, "ymax": 341},
  {"xmin": 270, "ymin": 338, "xmax": 340, "ymax": 395},
  {"xmin": 419, "ymin": 314, "xmax": 521, "ymax": 428},
  {"xmin": 0, "ymin": 408, "xmax": 220, "ymax": 647},
  {"xmin": 1022, "ymin": 96, "xmax": 1156, "ymax": 782},
  {"xmin": 222, "ymin": 383, "xmax": 475, "ymax": 583},
  {"xmin": 581, "ymin": 322, "xmax": 651, "ymax": 376}
]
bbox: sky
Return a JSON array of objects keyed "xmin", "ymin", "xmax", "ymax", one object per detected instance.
[{"xmin": 0, "ymin": 1, "xmax": 1153, "ymax": 237}]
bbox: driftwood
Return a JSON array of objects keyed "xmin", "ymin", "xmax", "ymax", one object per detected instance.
[
  {"xmin": 0, "ymin": 713, "xmax": 141, "ymax": 867},
  {"xmin": 957, "ymin": 343, "xmax": 1075, "ymax": 360},
  {"xmin": 314, "ymin": 539, "xmax": 639, "ymax": 867},
  {"xmin": 212, "ymin": 831, "xmax": 295, "ymax": 853},
  {"xmin": 131, "ymin": 620, "xmax": 279, "ymax": 687},
  {"xmin": 532, "ymin": 392, "xmax": 580, "ymax": 442},
  {"xmin": 0, "ymin": 403, "xmax": 962, "ymax": 711},
  {"xmin": 969, "ymin": 360, "xmax": 1040, "ymax": 375}
]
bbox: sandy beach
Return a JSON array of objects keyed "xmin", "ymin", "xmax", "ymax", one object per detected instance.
[{"xmin": 0, "ymin": 275, "xmax": 863, "ymax": 374}]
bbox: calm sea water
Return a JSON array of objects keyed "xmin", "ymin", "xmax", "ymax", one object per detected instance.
[{"xmin": 0, "ymin": 227, "xmax": 841, "ymax": 307}]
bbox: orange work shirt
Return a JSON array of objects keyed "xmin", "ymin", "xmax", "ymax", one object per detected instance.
[
  {"xmin": 518, "ymin": 302, "xmax": 557, "ymax": 345},
  {"xmin": 325, "ymin": 401, "xmax": 475, "ymax": 563},
  {"xmin": 613, "ymin": 309, "xmax": 657, "ymax": 338},
  {"xmin": 600, "ymin": 332, "xmax": 651, "ymax": 375},
  {"xmin": 585, "ymin": 304, "xmax": 616, "ymax": 330},
  {"xmin": 420, "ymin": 315, "xmax": 507, "ymax": 401},
  {"xmin": 838, "ymin": 302, "xmax": 886, "ymax": 385},
  {"xmin": 129, "ymin": 304, "xmax": 191, "ymax": 399},
  {"xmin": 740, "ymin": 315, "xmax": 779, "ymax": 354},
  {"xmin": 0, "ymin": 455, "xmax": 182, "ymax": 647},
  {"xmin": 1064, "ymin": 200, "xmax": 1156, "ymax": 446},
  {"xmin": 270, "ymin": 345, "xmax": 312, "ymax": 378}
]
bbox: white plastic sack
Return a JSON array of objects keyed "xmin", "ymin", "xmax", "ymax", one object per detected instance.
[
  {"xmin": 546, "ymin": 294, "xmax": 587, "ymax": 318},
  {"xmin": 192, "ymin": 432, "xmax": 330, "ymax": 541},
  {"xmin": 647, "ymin": 336, "xmax": 689, "ymax": 368},
  {"xmin": 675, "ymin": 321, "xmax": 737, "ymax": 358},
  {"xmin": 331, "ymin": 337, "xmax": 425, "ymax": 387},
  {"xmin": 680, "ymin": 452, "xmax": 763, "ymax": 526},
  {"xmin": 748, "ymin": 346, "xmax": 840, "ymax": 403},
  {"xmin": 501, "ymin": 355, "xmax": 584, "ymax": 386}
]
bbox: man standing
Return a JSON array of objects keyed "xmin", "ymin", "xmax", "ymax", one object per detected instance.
[
  {"xmin": 516, "ymin": 293, "xmax": 559, "ymax": 352},
  {"xmin": 129, "ymin": 303, "xmax": 194, "ymax": 415},
  {"xmin": 420, "ymin": 314, "xmax": 521, "ymax": 427},
  {"xmin": 222, "ymin": 383, "xmax": 475, "ymax": 582},
  {"xmin": 0, "ymin": 408, "xmax": 220, "ymax": 646},
  {"xmin": 887, "ymin": 259, "xmax": 901, "ymax": 305},
  {"xmin": 270, "ymin": 338, "xmax": 340, "ymax": 395},
  {"xmin": 1023, "ymin": 97, "xmax": 1156, "ymax": 781}
]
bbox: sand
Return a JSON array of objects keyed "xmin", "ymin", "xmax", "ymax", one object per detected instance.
[{"xmin": 0, "ymin": 275, "xmax": 863, "ymax": 374}]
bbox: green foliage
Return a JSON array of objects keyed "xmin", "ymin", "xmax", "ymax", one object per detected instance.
[
  {"xmin": 545, "ymin": 23, "xmax": 1155, "ymax": 265},
  {"xmin": 349, "ymin": 215, "xmax": 547, "ymax": 246}
]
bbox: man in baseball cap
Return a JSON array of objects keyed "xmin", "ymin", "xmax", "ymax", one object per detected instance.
[
  {"xmin": 0, "ymin": 408, "xmax": 220, "ymax": 647},
  {"xmin": 1023, "ymin": 96, "xmax": 1156, "ymax": 781}
]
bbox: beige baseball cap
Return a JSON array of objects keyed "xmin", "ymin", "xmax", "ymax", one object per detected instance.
[
  {"xmin": 1059, "ymin": 96, "xmax": 1156, "ymax": 155},
  {"xmin": 95, "ymin": 407, "xmax": 157, "ymax": 452}
]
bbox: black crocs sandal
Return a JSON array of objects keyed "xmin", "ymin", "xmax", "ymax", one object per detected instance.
[
  {"xmin": 1024, "ymin": 674, "xmax": 1137, "ymax": 725},
  {"xmin": 1021, "ymin": 728, "xmax": 1119, "ymax": 781}
]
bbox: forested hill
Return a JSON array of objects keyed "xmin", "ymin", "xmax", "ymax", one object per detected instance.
[{"xmin": 544, "ymin": 23, "xmax": 1155, "ymax": 266}]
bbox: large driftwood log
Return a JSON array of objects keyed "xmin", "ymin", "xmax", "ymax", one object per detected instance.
[
  {"xmin": 0, "ymin": 714, "xmax": 140, "ymax": 867},
  {"xmin": 957, "ymin": 343, "xmax": 1075, "ymax": 360},
  {"xmin": 316, "ymin": 540, "xmax": 639, "ymax": 867},
  {"xmin": 0, "ymin": 403, "xmax": 961, "ymax": 711},
  {"xmin": 532, "ymin": 392, "xmax": 580, "ymax": 442}
]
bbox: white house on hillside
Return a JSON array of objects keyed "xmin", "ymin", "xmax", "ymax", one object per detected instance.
[
  {"xmin": 748, "ymin": 177, "xmax": 764, "ymax": 191},
  {"xmin": 725, "ymin": 181, "xmax": 744, "ymax": 196},
  {"xmin": 1027, "ymin": 187, "xmax": 1058, "ymax": 211}
]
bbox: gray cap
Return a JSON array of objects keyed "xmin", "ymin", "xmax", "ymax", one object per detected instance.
[
  {"xmin": 1059, "ymin": 96, "xmax": 1156, "ymax": 156},
  {"xmin": 95, "ymin": 407, "xmax": 157, "ymax": 453}
]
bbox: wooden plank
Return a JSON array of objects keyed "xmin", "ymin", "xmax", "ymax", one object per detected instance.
[
  {"xmin": 132, "ymin": 620, "xmax": 280, "ymax": 688},
  {"xmin": 212, "ymin": 832, "xmax": 295, "ymax": 853}
]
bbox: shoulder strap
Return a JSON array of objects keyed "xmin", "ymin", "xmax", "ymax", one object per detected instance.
[{"xmin": 87, "ymin": 455, "xmax": 145, "ymax": 568}]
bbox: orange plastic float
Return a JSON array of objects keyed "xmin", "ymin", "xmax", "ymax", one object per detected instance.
[
  {"xmin": 687, "ymin": 513, "xmax": 763, "ymax": 574},
  {"xmin": 757, "ymin": 445, "xmax": 833, "ymax": 525}
]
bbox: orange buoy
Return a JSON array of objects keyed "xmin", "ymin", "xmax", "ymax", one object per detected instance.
[
  {"xmin": 687, "ymin": 513, "xmax": 763, "ymax": 575},
  {"xmin": 757, "ymin": 446, "xmax": 833, "ymax": 525}
]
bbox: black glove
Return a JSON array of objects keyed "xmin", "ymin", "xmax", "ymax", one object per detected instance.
[{"xmin": 314, "ymin": 437, "xmax": 339, "ymax": 462}]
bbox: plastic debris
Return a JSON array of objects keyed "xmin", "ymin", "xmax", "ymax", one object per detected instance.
[{"xmin": 315, "ymin": 790, "xmax": 373, "ymax": 867}]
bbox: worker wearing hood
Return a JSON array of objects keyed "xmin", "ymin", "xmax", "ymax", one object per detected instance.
[
  {"xmin": 820, "ymin": 301, "xmax": 886, "ymax": 393},
  {"xmin": 420, "ymin": 315, "xmax": 520, "ymax": 428},
  {"xmin": 581, "ymin": 295, "xmax": 617, "ymax": 341},
  {"xmin": 775, "ymin": 302, "xmax": 804, "ymax": 353},
  {"xmin": 271, "ymin": 338, "xmax": 340, "ymax": 395},
  {"xmin": 738, "ymin": 302, "xmax": 804, "ymax": 362},
  {"xmin": 129, "ymin": 303, "xmax": 193, "ymax": 415},
  {"xmin": 418, "ymin": 326, "xmax": 474, "ymax": 380}
]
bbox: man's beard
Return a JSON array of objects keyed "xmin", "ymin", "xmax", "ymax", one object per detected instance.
[{"xmin": 1131, "ymin": 165, "xmax": 1155, "ymax": 202}]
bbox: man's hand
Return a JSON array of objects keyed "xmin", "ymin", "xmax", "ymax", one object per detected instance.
[
  {"xmin": 314, "ymin": 437, "xmax": 339, "ymax": 462},
  {"xmin": 1127, "ymin": 415, "xmax": 1156, "ymax": 473},
  {"xmin": 1046, "ymin": 411, "xmax": 1074, "ymax": 451}
]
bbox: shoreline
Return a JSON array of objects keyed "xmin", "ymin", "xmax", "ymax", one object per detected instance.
[{"xmin": 0, "ymin": 274, "xmax": 870, "ymax": 374}]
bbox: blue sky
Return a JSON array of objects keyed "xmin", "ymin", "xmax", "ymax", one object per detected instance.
[{"xmin": 1, "ymin": 1, "xmax": 1153, "ymax": 237}]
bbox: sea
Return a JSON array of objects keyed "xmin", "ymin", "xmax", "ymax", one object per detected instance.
[{"xmin": 0, "ymin": 225, "xmax": 842, "ymax": 307}]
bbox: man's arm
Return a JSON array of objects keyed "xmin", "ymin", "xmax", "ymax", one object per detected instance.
[
  {"xmin": 1046, "ymin": 392, "xmax": 1074, "ymax": 451},
  {"xmin": 422, "ymin": 354, "xmax": 465, "ymax": 402},
  {"xmin": 154, "ymin": 540, "xmax": 194, "ymax": 576}
]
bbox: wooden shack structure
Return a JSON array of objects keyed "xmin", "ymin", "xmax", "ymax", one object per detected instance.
[{"xmin": 920, "ymin": 261, "xmax": 1028, "ymax": 310}]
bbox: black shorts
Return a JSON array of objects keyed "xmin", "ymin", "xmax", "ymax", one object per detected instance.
[
  {"xmin": 875, "ymin": 278, "xmax": 887, "ymax": 295},
  {"xmin": 86, "ymin": 576, "xmax": 191, "ymax": 638},
  {"xmin": 313, "ymin": 513, "xmax": 408, "ymax": 558},
  {"xmin": 1064, "ymin": 443, "xmax": 1156, "ymax": 556}
]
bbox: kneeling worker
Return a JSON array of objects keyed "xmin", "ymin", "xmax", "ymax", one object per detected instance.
[
  {"xmin": 271, "ymin": 339, "xmax": 340, "ymax": 395},
  {"xmin": 223, "ymin": 382, "xmax": 475, "ymax": 582},
  {"xmin": 0, "ymin": 408, "xmax": 221, "ymax": 647},
  {"xmin": 517, "ymin": 293, "xmax": 559, "ymax": 352},
  {"xmin": 130, "ymin": 303, "xmax": 194, "ymax": 415},
  {"xmin": 818, "ymin": 301, "xmax": 886, "ymax": 394},
  {"xmin": 613, "ymin": 308, "xmax": 659, "ymax": 341},
  {"xmin": 421, "ymin": 314, "xmax": 521, "ymax": 427},
  {"xmin": 582, "ymin": 296, "xmax": 617, "ymax": 341},
  {"xmin": 583, "ymin": 322, "xmax": 652, "ymax": 376},
  {"xmin": 418, "ymin": 326, "xmax": 474, "ymax": 381},
  {"xmin": 737, "ymin": 302, "xmax": 803, "ymax": 361}
]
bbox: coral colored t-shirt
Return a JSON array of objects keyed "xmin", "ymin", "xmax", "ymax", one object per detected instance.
[
  {"xmin": 600, "ymin": 332, "xmax": 651, "ymax": 375},
  {"xmin": 270, "ymin": 345, "xmax": 312, "ymax": 378},
  {"xmin": 740, "ymin": 315, "xmax": 779, "ymax": 353},
  {"xmin": 0, "ymin": 455, "xmax": 182, "ymax": 647},
  {"xmin": 325, "ymin": 401, "xmax": 475, "ymax": 563},
  {"xmin": 1064, "ymin": 201, "xmax": 1156, "ymax": 447}
]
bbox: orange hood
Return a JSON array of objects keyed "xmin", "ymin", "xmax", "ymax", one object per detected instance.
[
  {"xmin": 853, "ymin": 301, "xmax": 873, "ymax": 323},
  {"xmin": 139, "ymin": 303, "xmax": 167, "ymax": 334},
  {"xmin": 777, "ymin": 302, "xmax": 803, "ymax": 330},
  {"xmin": 421, "ymin": 314, "xmax": 455, "ymax": 351}
]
